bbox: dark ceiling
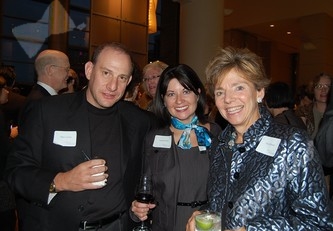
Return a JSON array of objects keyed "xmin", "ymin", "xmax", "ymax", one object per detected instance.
[{"xmin": 224, "ymin": 0, "xmax": 333, "ymax": 53}]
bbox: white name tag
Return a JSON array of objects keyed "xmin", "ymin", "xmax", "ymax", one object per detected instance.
[
  {"xmin": 198, "ymin": 146, "xmax": 207, "ymax": 151},
  {"xmin": 255, "ymin": 135, "xmax": 281, "ymax": 157},
  {"xmin": 153, "ymin": 135, "xmax": 172, "ymax": 148},
  {"xmin": 53, "ymin": 131, "xmax": 77, "ymax": 147}
]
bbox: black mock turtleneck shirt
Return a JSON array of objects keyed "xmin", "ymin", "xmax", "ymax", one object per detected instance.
[{"xmin": 83, "ymin": 99, "xmax": 126, "ymax": 220}]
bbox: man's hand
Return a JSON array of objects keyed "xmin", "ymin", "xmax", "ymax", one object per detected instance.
[
  {"xmin": 53, "ymin": 159, "xmax": 108, "ymax": 192},
  {"xmin": 10, "ymin": 126, "xmax": 18, "ymax": 139}
]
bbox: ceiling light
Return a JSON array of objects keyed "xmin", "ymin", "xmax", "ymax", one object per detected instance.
[
  {"xmin": 148, "ymin": 0, "xmax": 158, "ymax": 34},
  {"xmin": 224, "ymin": 9, "xmax": 233, "ymax": 16}
]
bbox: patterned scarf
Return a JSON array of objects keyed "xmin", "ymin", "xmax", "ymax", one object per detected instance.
[{"xmin": 171, "ymin": 115, "xmax": 212, "ymax": 149}]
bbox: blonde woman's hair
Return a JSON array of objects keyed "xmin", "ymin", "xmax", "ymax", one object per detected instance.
[
  {"xmin": 143, "ymin": 61, "xmax": 168, "ymax": 77},
  {"xmin": 205, "ymin": 46, "xmax": 270, "ymax": 96}
]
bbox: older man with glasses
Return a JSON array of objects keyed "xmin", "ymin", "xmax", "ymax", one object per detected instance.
[{"xmin": 25, "ymin": 49, "xmax": 71, "ymax": 102}]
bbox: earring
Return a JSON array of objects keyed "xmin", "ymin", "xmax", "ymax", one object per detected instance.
[{"xmin": 257, "ymin": 98, "xmax": 262, "ymax": 103}]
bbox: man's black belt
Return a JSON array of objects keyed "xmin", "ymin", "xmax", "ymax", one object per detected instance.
[
  {"xmin": 79, "ymin": 211, "xmax": 125, "ymax": 230},
  {"xmin": 177, "ymin": 200, "xmax": 208, "ymax": 208}
]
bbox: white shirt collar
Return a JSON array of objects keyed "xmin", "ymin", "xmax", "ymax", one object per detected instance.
[{"xmin": 37, "ymin": 81, "xmax": 58, "ymax": 95}]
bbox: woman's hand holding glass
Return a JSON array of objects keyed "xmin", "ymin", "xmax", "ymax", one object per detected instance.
[
  {"xmin": 131, "ymin": 174, "xmax": 156, "ymax": 231},
  {"xmin": 131, "ymin": 200, "xmax": 156, "ymax": 221},
  {"xmin": 225, "ymin": 228, "xmax": 246, "ymax": 231},
  {"xmin": 186, "ymin": 210, "xmax": 247, "ymax": 231},
  {"xmin": 186, "ymin": 210, "xmax": 201, "ymax": 231}
]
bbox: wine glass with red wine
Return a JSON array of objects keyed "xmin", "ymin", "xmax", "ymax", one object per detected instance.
[{"xmin": 132, "ymin": 174, "xmax": 154, "ymax": 231}]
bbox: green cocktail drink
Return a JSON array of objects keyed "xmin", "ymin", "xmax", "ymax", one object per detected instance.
[{"xmin": 195, "ymin": 211, "xmax": 221, "ymax": 231}]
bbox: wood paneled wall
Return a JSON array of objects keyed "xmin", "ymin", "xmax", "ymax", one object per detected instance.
[{"xmin": 90, "ymin": 0, "xmax": 149, "ymax": 68}]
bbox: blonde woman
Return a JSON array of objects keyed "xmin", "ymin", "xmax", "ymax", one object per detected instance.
[{"xmin": 137, "ymin": 61, "xmax": 168, "ymax": 111}]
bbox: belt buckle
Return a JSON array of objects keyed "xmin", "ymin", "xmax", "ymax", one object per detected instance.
[
  {"xmin": 82, "ymin": 221, "xmax": 88, "ymax": 230},
  {"xmin": 82, "ymin": 221, "xmax": 97, "ymax": 230},
  {"xmin": 191, "ymin": 201, "xmax": 199, "ymax": 208}
]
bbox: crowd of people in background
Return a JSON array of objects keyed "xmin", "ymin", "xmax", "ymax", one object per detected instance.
[{"xmin": 1, "ymin": 43, "xmax": 333, "ymax": 231}]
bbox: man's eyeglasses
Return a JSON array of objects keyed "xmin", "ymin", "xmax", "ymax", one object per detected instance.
[
  {"xmin": 143, "ymin": 75, "xmax": 160, "ymax": 82},
  {"xmin": 52, "ymin": 65, "xmax": 70, "ymax": 73},
  {"xmin": 314, "ymin": 83, "xmax": 331, "ymax": 90}
]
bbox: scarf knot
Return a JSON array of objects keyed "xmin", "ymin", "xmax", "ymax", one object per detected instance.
[{"xmin": 171, "ymin": 116, "xmax": 212, "ymax": 149}]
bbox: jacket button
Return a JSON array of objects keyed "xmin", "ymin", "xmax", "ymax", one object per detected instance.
[
  {"xmin": 228, "ymin": 201, "xmax": 233, "ymax": 209},
  {"xmin": 154, "ymin": 150, "xmax": 158, "ymax": 153},
  {"xmin": 234, "ymin": 171, "xmax": 240, "ymax": 179},
  {"xmin": 238, "ymin": 147, "xmax": 246, "ymax": 153},
  {"xmin": 78, "ymin": 205, "xmax": 84, "ymax": 212}
]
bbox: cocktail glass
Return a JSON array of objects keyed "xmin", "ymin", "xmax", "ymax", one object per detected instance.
[{"xmin": 195, "ymin": 210, "xmax": 221, "ymax": 231}]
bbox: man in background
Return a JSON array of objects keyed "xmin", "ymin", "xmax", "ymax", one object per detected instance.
[
  {"xmin": 25, "ymin": 49, "xmax": 70, "ymax": 101},
  {"xmin": 0, "ymin": 65, "xmax": 25, "ymax": 138}
]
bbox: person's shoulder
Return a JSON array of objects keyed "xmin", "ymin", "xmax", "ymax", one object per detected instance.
[
  {"xmin": 208, "ymin": 121, "xmax": 222, "ymax": 136},
  {"xmin": 269, "ymin": 120, "xmax": 309, "ymax": 141},
  {"xmin": 43, "ymin": 91, "xmax": 81, "ymax": 103},
  {"xmin": 118, "ymin": 100, "xmax": 157, "ymax": 124},
  {"xmin": 277, "ymin": 109, "xmax": 307, "ymax": 130},
  {"xmin": 19, "ymin": 91, "xmax": 84, "ymax": 126},
  {"xmin": 26, "ymin": 85, "xmax": 46, "ymax": 101},
  {"xmin": 119, "ymin": 100, "xmax": 154, "ymax": 116},
  {"xmin": 9, "ymin": 90, "xmax": 26, "ymax": 101},
  {"xmin": 119, "ymin": 100, "xmax": 144, "ymax": 110},
  {"xmin": 295, "ymin": 103, "xmax": 313, "ymax": 116},
  {"xmin": 147, "ymin": 126, "xmax": 170, "ymax": 135},
  {"xmin": 324, "ymin": 107, "xmax": 333, "ymax": 117},
  {"xmin": 29, "ymin": 91, "xmax": 84, "ymax": 114},
  {"xmin": 145, "ymin": 126, "xmax": 171, "ymax": 143}
]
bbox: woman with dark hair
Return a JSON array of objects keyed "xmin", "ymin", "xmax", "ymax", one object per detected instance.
[
  {"xmin": 264, "ymin": 81, "xmax": 306, "ymax": 130},
  {"xmin": 131, "ymin": 64, "xmax": 221, "ymax": 231},
  {"xmin": 294, "ymin": 84, "xmax": 313, "ymax": 109}
]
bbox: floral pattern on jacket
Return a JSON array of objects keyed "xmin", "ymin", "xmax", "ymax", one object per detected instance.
[{"xmin": 207, "ymin": 106, "xmax": 333, "ymax": 230}]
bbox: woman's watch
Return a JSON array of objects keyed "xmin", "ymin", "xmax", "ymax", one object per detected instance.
[{"xmin": 49, "ymin": 180, "xmax": 56, "ymax": 193}]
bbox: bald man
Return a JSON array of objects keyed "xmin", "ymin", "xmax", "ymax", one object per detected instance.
[{"xmin": 26, "ymin": 49, "xmax": 71, "ymax": 101}]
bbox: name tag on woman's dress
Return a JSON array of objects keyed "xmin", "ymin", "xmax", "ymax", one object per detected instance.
[
  {"xmin": 256, "ymin": 135, "xmax": 281, "ymax": 157},
  {"xmin": 153, "ymin": 135, "xmax": 172, "ymax": 148}
]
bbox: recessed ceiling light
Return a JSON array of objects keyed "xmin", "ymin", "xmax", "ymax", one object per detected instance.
[
  {"xmin": 224, "ymin": 9, "xmax": 233, "ymax": 16},
  {"xmin": 287, "ymin": 31, "xmax": 291, "ymax": 35},
  {"xmin": 270, "ymin": 24, "xmax": 274, "ymax": 28}
]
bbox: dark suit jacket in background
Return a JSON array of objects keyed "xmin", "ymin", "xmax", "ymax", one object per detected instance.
[
  {"xmin": 5, "ymin": 90, "xmax": 156, "ymax": 231},
  {"xmin": 25, "ymin": 84, "xmax": 51, "ymax": 102},
  {"xmin": 19, "ymin": 84, "xmax": 52, "ymax": 124},
  {"xmin": 1, "ymin": 90, "xmax": 26, "ymax": 126}
]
